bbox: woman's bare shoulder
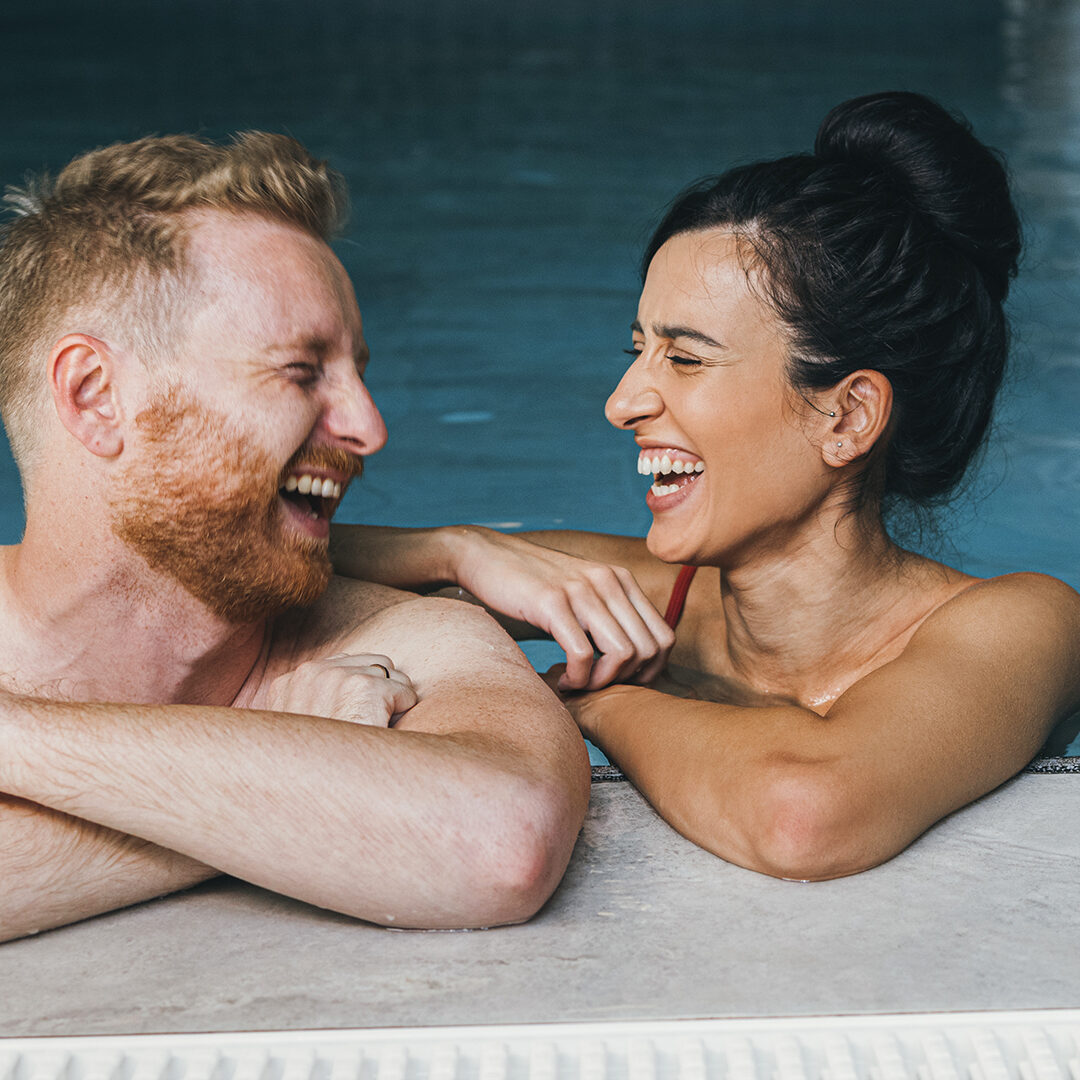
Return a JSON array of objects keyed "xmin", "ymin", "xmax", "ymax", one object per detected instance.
[
  {"xmin": 898, "ymin": 570, "xmax": 1080, "ymax": 708},
  {"xmin": 923, "ymin": 571, "xmax": 1080, "ymax": 635}
]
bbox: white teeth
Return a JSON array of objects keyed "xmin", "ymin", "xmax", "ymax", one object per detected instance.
[
  {"xmin": 650, "ymin": 482, "xmax": 681, "ymax": 496},
  {"xmin": 285, "ymin": 474, "xmax": 343, "ymax": 500},
  {"xmin": 637, "ymin": 451, "xmax": 706, "ymax": 479}
]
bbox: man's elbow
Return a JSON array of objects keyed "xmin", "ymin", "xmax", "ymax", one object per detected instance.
[{"xmin": 468, "ymin": 771, "xmax": 588, "ymax": 926}]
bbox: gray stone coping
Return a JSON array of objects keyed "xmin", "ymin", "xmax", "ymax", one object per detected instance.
[{"xmin": 2, "ymin": 772, "xmax": 1078, "ymax": 1038}]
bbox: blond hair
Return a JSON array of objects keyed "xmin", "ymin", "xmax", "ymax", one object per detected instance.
[{"xmin": 0, "ymin": 131, "xmax": 348, "ymax": 475}]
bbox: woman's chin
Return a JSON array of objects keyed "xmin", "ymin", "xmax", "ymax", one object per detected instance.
[
  {"xmin": 645, "ymin": 524, "xmax": 696, "ymax": 566},
  {"xmin": 644, "ymin": 484, "xmax": 711, "ymax": 565}
]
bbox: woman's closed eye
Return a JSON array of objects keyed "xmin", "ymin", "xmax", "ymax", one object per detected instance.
[{"xmin": 622, "ymin": 347, "xmax": 705, "ymax": 369}]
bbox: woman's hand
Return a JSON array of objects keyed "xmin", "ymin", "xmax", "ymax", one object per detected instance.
[
  {"xmin": 448, "ymin": 528, "xmax": 675, "ymax": 692},
  {"xmin": 546, "ymin": 662, "xmax": 797, "ymax": 748},
  {"xmin": 263, "ymin": 653, "xmax": 418, "ymax": 727}
]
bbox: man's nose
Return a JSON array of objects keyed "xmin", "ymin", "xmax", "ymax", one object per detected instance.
[
  {"xmin": 321, "ymin": 368, "xmax": 388, "ymax": 456},
  {"xmin": 605, "ymin": 358, "xmax": 664, "ymax": 430}
]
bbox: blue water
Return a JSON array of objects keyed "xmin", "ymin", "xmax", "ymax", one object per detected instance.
[{"xmin": 1, "ymin": 1, "xmax": 1076, "ymax": 754}]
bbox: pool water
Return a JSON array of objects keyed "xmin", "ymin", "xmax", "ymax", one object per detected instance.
[{"xmin": 1, "ymin": 0, "xmax": 1076, "ymax": 754}]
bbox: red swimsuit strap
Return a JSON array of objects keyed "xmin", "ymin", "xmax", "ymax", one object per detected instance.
[{"xmin": 663, "ymin": 565, "xmax": 699, "ymax": 629}]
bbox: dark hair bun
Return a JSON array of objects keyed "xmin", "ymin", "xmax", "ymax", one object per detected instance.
[
  {"xmin": 643, "ymin": 91, "xmax": 1023, "ymax": 509},
  {"xmin": 815, "ymin": 92, "xmax": 1020, "ymax": 304}
]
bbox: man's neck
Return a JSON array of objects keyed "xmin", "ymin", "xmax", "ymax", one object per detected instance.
[{"xmin": 0, "ymin": 535, "xmax": 268, "ymax": 707}]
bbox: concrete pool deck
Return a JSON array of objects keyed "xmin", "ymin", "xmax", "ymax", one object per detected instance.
[{"xmin": 2, "ymin": 770, "xmax": 1078, "ymax": 1037}]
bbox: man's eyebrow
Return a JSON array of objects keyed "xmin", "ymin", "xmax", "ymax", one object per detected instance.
[
  {"xmin": 630, "ymin": 321, "xmax": 727, "ymax": 349},
  {"xmin": 265, "ymin": 337, "xmax": 370, "ymax": 363},
  {"xmin": 265, "ymin": 338, "xmax": 328, "ymax": 355}
]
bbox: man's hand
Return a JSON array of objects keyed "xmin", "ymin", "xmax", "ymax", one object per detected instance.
[
  {"xmin": 446, "ymin": 528, "xmax": 675, "ymax": 692},
  {"xmin": 262, "ymin": 653, "xmax": 418, "ymax": 726}
]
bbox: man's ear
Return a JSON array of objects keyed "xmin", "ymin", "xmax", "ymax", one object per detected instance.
[
  {"xmin": 48, "ymin": 334, "xmax": 125, "ymax": 458},
  {"xmin": 820, "ymin": 370, "xmax": 893, "ymax": 468}
]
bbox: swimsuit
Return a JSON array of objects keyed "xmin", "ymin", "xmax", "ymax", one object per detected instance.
[{"xmin": 663, "ymin": 565, "xmax": 698, "ymax": 629}]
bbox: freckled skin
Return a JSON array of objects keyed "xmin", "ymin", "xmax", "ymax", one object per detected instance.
[{"xmin": 0, "ymin": 208, "xmax": 589, "ymax": 940}]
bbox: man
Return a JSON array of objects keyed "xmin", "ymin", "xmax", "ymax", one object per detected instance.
[{"xmin": 0, "ymin": 132, "xmax": 590, "ymax": 942}]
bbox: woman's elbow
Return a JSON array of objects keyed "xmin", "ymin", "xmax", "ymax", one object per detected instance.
[{"xmin": 724, "ymin": 765, "xmax": 902, "ymax": 881}]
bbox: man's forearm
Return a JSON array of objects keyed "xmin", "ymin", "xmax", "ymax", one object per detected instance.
[
  {"xmin": 0, "ymin": 692, "xmax": 578, "ymax": 931},
  {"xmin": 0, "ymin": 794, "xmax": 215, "ymax": 943}
]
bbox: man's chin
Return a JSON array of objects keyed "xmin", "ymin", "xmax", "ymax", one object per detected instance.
[{"xmin": 204, "ymin": 553, "xmax": 334, "ymax": 624}]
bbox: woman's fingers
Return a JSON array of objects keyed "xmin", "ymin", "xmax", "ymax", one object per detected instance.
[
  {"xmin": 546, "ymin": 607, "xmax": 601, "ymax": 690},
  {"xmin": 451, "ymin": 529, "xmax": 673, "ymax": 688},
  {"xmin": 568, "ymin": 595, "xmax": 643, "ymax": 690},
  {"xmin": 614, "ymin": 567, "xmax": 677, "ymax": 681},
  {"xmin": 547, "ymin": 579, "xmax": 675, "ymax": 691},
  {"xmin": 586, "ymin": 579, "xmax": 674, "ymax": 688}
]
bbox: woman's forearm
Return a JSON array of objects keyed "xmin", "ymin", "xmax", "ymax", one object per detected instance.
[
  {"xmin": 572, "ymin": 686, "xmax": 887, "ymax": 880},
  {"xmin": 328, "ymin": 525, "xmax": 676, "ymax": 688},
  {"xmin": 328, "ymin": 524, "xmax": 461, "ymax": 590}
]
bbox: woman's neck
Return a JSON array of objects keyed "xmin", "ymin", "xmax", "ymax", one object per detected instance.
[{"xmin": 704, "ymin": 514, "xmax": 965, "ymax": 708}]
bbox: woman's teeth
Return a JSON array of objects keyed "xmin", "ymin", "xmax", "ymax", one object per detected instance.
[
  {"xmin": 637, "ymin": 453, "xmax": 705, "ymax": 477},
  {"xmin": 283, "ymin": 475, "xmax": 342, "ymax": 499},
  {"xmin": 637, "ymin": 451, "xmax": 704, "ymax": 498}
]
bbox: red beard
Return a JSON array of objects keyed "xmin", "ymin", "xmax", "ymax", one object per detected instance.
[{"xmin": 110, "ymin": 387, "xmax": 361, "ymax": 623}]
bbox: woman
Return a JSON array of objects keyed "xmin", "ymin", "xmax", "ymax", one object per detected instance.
[{"xmin": 330, "ymin": 92, "xmax": 1080, "ymax": 880}]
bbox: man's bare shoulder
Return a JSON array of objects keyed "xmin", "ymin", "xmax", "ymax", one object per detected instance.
[
  {"xmin": 272, "ymin": 575, "xmax": 416, "ymax": 654},
  {"xmin": 268, "ymin": 575, "xmax": 534, "ymax": 684}
]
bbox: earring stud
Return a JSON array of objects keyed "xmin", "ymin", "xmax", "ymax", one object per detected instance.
[{"xmin": 837, "ymin": 441, "xmax": 843, "ymax": 448}]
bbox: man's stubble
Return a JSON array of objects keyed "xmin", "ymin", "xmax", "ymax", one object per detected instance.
[{"xmin": 110, "ymin": 387, "xmax": 360, "ymax": 623}]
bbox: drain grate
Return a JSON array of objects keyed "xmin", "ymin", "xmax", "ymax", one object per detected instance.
[{"xmin": 2, "ymin": 1012, "xmax": 1079, "ymax": 1080}]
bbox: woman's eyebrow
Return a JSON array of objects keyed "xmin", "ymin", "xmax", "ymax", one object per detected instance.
[{"xmin": 630, "ymin": 320, "xmax": 727, "ymax": 349}]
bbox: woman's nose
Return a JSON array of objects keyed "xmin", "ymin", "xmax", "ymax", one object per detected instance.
[{"xmin": 605, "ymin": 359, "xmax": 664, "ymax": 430}]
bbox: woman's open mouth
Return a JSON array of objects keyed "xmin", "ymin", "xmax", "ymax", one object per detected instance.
[{"xmin": 637, "ymin": 449, "xmax": 705, "ymax": 500}]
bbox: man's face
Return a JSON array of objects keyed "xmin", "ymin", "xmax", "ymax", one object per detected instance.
[{"xmin": 110, "ymin": 211, "xmax": 387, "ymax": 623}]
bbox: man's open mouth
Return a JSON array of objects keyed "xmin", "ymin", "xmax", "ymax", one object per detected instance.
[{"xmin": 279, "ymin": 472, "xmax": 344, "ymax": 521}]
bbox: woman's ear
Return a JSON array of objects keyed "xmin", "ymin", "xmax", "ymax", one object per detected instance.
[
  {"xmin": 48, "ymin": 334, "xmax": 125, "ymax": 458},
  {"xmin": 821, "ymin": 370, "xmax": 893, "ymax": 468}
]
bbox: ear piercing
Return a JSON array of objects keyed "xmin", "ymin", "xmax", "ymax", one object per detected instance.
[
  {"xmin": 837, "ymin": 441, "xmax": 843, "ymax": 448},
  {"xmin": 801, "ymin": 394, "xmax": 837, "ymax": 418}
]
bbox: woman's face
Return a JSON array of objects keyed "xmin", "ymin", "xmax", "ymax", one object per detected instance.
[{"xmin": 605, "ymin": 228, "xmax": 834, "ymax": 567}]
